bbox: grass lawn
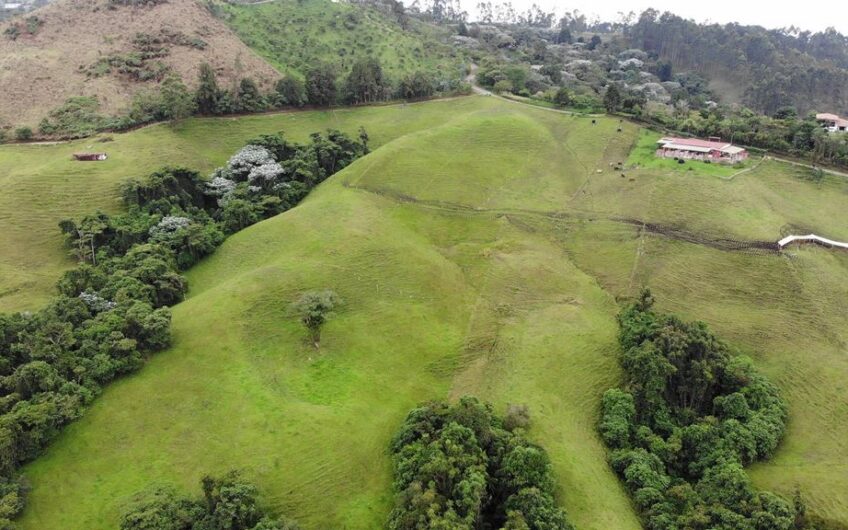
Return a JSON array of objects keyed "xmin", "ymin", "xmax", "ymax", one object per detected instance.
[{"xmin": 4, "ymin": 96, "xmax": 848, "ymax": 529}]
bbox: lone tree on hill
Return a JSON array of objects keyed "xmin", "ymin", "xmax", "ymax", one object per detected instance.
[{"xmin": 293, "ymin": 290, "xmax": 341, "ymax": 348}]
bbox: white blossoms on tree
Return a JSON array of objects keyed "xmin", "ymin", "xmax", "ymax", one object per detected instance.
[
  {"xmin": 227, "ymin": 145, "xmax": 275, "ymax": 180},
  {"xmin": 247, "ymin": 162, "xmax": 285, "ymax": 184},
  {"xmin": 207, "ymin": 175, "xmax": 236, "ymax": 196},
  {"xmin": 78, "ymin": 290, "xmax": 117, "ymax": 312},
  {"xmin": 149, "ymin": 216, "xmax": 191, "ymax": 238}
]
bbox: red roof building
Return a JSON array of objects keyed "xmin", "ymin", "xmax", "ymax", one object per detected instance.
[{"xmin": 655, "ymin": 137, "xmax": 748, "ymax": 164}]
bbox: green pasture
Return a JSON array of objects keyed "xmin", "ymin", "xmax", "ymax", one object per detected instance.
[{"xmin": 3, "ymin": 95, "xmax": 848, "ymax": 528}]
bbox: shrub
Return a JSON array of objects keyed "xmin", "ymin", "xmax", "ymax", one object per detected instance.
[
  {"xmin": 14, "ymin": 127, "xmax": 32, "ymax": 141},
  {"xmin": 493, "ymin": 79, "xmax": 514, "ymax": 93},
  {"xmin": 274, "ymin": 76, "xmax": 306, "ymax": 107}
]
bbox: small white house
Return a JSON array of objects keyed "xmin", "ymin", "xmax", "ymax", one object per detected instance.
[{"xmin": 816, "ymin": 113, "xmax": 848, "ymax": 133}]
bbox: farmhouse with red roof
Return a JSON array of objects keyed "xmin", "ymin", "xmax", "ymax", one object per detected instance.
[{"xmin": 655, "ymin": 136, "xmax": 748, "ymax": 164}]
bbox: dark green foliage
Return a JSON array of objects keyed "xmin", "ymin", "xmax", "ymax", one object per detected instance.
[
  {"xmin": 13, "ymin": 127, "xmax": 32, "ymax": 141},
  {"xmin": 120, "ymin": 472, "xmax": 299, "ymax": 530},
  {"xmin": 603, "ymin": 84, "xmax": 622, "ymax": 113},
  {"xmin": 305, "ymin": 63, "xmax": 338, "ymax": 106},
  {"xmin": 389, "ymin": 397, "xmax": 573, "ymax": 530},
  {"xmin": 87, "ymin": 51, "xmax": 171, "ymax": 82},
  {"xmin": 552, "ymin": 87, "xmax": 571, "ymax": 108},
  {"xmin": 274, "ymin": 76, "xmax": 307, "ymax": 107},
  {"xmin": 196, "ymin": 63, "xmax": 222, "ymax": 115},
  {"xmin": 38, "ymin": 97, "xmax": 108, "ymax": 139},
  {"xmin": 344, "ymin": 57, "xmax": 389, "ymax": 104},
  {"xmin": 587, "ymin": 35, "xmax": 602, "ymax": 50},
  {"xmin": 237, "ymin": 78, "xmax": 268, "ymax": 113},
  {"xmin": 0, "ymin": 129, "xmax": 368, "ymax": 524},
  {"xmin": 627, "ymin": 10, "xmax": 848, "ymax": 115},
  {"xmin": 397, "ymin": 71, "xmax": 435, "ymax": 99},
  {"xmin": 600, "ymin": 289, "xmax": 793, "ymax": 529},
  {"xmin": 129, "ymin": 76, "xmax": 196, "ymax": 125}
]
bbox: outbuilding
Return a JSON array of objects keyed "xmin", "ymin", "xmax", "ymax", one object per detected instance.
[{"xmin": 655, "ymin": 137, "xmax": 748, "ymax": 164}]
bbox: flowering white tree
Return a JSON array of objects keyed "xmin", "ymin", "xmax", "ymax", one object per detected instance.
[
  {"xmin": 247, "ymin": 161, "xmax": 286, "ymax": 193},
  {"xmin": 149, "ymin": 216, "xmax": 191, "ymax": 238},
  {"xmin": 206, "ymin": 172, "xmax": 237, "ymax": 205},
  {"xmin": 227, "ymin": 145, "xmax": 275, "ymax": 180},
  {"xmin": 78, "ymin": 290, "xmax": 117, "ymax": 312}
]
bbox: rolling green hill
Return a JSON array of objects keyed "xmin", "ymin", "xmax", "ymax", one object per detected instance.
[
  {"xmin": 2, "ymin": 97, "xmax": 848, "ymax": 528},
  {"xmin": 0, "ymin": 98, "xmax": 486, "ymax": 312},
  {"xmin": 215, "ymin": 0, "xmax": 465, "ymax": 81}
]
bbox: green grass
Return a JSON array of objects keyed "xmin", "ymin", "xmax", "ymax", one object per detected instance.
[
  {"xmin": 4, "ymin": 96, "xmax": 848, "ymax": 529},
  {"xmin": 218, "ymin": 0, "xmax": 464, "ymax": 80},
  {"xmin": 0, "ymin": 97, "xmax": 495, "ymax": 312},
  {"xmin": 625, "ymin": 128, "xmax": 755, "ymax": 178},
  {"xmin": 15, "ymin": 101, "xmax": 643, "ymax": 530}
]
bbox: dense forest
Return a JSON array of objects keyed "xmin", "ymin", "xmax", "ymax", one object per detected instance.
[{"xmin": 625, "ymin": 10, "xmax": 848, "ymax": 115}]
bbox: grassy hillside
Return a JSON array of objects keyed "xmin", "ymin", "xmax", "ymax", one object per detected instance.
[
  {"xmin": 14, "ymin": 100, "xmax": 642, "ymax": 530},
  {"xmin": 3, "ymin": 97, "xmax": 848, "ymax": 528},
  {"xmin": 0, "ymin": 97, "xmax": 490, "ymax": 312},
  {"xmin": 217, "ymin": 0, "xmax": 464, "ymax": 81},
  {"xmin": 0, "ymin": 0, "xmax": 280, "ymax": 131}
]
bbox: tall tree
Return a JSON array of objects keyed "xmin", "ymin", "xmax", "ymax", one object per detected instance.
[
  {"xmin": 305, "ymin": 63, "xmax": 338, "ymax": 107},
  {"xmin": 236, "ymin": 78, "xmax": 266, "ymax": 113},
  {"xmin": 195, "ymin": 63, "xmax": 220, "ymax": 115},
  {"xmin": 604, "ymin": 83, "xmax": 622, "ymax": 113},
  {"xmin": 274, "ymin": 76, "xmax": 306, "ymax": 107},
  {"xmin": 159, "ymin": 75, "xmax": 196, "ymax": 121},
  {"xmin": 344, "ymin": 57, "xmax": 387, "ymax": 104}
]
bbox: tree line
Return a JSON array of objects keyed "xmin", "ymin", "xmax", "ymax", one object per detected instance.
[
  {"xmin": 598, "ymin": 289, "xmax": 839, "ymax": 530},
  {"xmin": 0, "ymin": 128, "xmax": 368, "ymax": 526},
  {"xmin": 5, "ymin": 57, "xmax": 464, "ymax": 141}
]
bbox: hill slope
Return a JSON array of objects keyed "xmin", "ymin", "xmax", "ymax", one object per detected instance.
[
  {"xmin": 7, "ymin": 97, "xmax": 848, "ymax": 529},
  {"xmin": 0, "ymin": 0, "xmax": 280, "ymax": 130},
  {"xmin": 217, "ymin": 0, "xmax": 464, "ymax": 81},
  {"xmin": 15, "ymin": 99, "xmax": 643, "ymax": 530},
  {"xmin": 0, "ymin": 97, "xmax": 499, "ymax": 313}
]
